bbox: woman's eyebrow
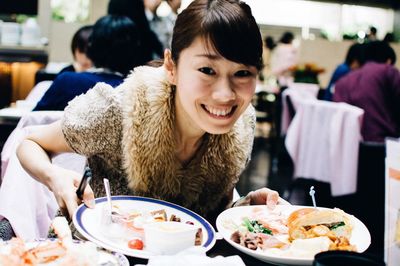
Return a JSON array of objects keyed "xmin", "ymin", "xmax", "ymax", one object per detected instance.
[{"xmin": 194, "ymin": 53, "xmax": 220, "ymax": 60}]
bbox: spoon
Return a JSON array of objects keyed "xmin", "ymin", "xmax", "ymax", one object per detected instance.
[{"xmin": 103, "ymin": 178, "xmax": 113, "ymax": 223}]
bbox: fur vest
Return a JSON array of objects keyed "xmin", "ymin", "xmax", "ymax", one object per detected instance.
[{"xmin": 119, "ymin": 66, "xmax": 256, "ymax": 217}]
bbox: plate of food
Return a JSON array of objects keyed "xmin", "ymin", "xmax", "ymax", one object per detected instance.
[
  {"xmin": 216, "ymin": 205, "xmax": 371, "ymax": 266},
  {"xmin": 0, "ymin": 217, "xmax": 128, "ymax": 266},
  {"xmin": 73, "ymin": 196, "xmax": 216, "ymax": 258}
]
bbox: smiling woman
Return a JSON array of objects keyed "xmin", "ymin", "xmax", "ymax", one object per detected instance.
[{"xmin": 13, "ymin": 0, "xmax": 282, "ymax": 241}]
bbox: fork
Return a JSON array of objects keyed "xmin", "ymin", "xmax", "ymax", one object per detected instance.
[{"xmin": 103, "ymin": 178, "xmax": 114, "ymax": 223}]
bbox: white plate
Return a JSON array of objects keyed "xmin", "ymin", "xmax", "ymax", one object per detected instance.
[
  {"xmin": 0, "ymin": 239, "xmax": 129, "ymax": 266},
  {"xmin": 73, "ymin": 196, "xmax": 216, "ymax": 258},
  {"xmin": 216, "ymin": 205, "xmax": 371, "ymax": 266}
]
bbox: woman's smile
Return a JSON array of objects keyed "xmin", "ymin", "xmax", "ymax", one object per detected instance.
[{"xmin": 201, "ymin": 104, "xmax": 237, "ymax": 119}]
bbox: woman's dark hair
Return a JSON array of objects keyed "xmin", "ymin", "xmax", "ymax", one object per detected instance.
[
  {"xmin": 86, "ymin": 15, "xmax": 142, "ymax": 76},
  {"xmin": 279, "ymin": 31, "xmax": 294, "ymax": 44},
  {"xmin": 108, "ymin": 0, "xmax": 163, "ymax": 62},
  {"xmin": 171, "ymin": 0, "xmax": 263, "ymax": 70},
  {"xmin": 71, "ymin": 25, "xmax": 93, "ymax": 57},
  {"xmin": 364, "ymin": 41, "xmax": 396, "ymax": 65},
  {"xmin": 345, "ymin": 43, "xmax": 365, "ymax": 66}
]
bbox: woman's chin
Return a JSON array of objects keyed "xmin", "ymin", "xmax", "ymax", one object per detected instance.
[{"xmin": 202, "ymin": 124, "xmax": 234, "ymax": 135}]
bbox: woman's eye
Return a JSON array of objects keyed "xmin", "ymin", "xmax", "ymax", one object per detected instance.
[
  {"xmin": 235, "ymin": 70, "xmax": 253, "ymax": 77},
  {"xmin": 198, "ymin": 67, "xmax": 215, "ymax": 75}
]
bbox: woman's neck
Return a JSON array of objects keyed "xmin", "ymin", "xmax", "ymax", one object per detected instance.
[
  {"xmin": 175, "ymin": 134, "xmax": 204, "ymax": 166},
  {"xmin": 174, "ymin": 96, "xmax": 205, "ymax": 165}
]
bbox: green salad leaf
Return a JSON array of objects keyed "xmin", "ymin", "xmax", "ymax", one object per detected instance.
[
  {"xmin": 242, "ymin": 217, "xmax": 273, "ymax": 235},
  {"xmin": 329, "ymin": 221, "xmax": 345, "ymax": 230}
]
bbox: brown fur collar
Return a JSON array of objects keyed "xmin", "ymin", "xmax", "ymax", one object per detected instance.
[{"xmin": 121, "ymin": 66, "xmax": 255, "ymax": 216}]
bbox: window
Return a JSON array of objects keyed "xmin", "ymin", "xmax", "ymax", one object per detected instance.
[{"xmin": 51, "ymin": 0, "xmax": 90, "ymax": 23}]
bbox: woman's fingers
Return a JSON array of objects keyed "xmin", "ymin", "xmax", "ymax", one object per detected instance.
[
  {"xmin": 250, "ymin": 187, "xmax": 280, "ymax": 209},
  {"xmin": 266, "ymin": 189, "xmax": 279, "ymax": 209},
  {"xmin": 65, "ymin": 196, "xmax": 79, "ymax": 219},
  {"xmin": 72, "ymin": 171, "xmax": 95, "ymax": 208},
  {"xmin": 83, "ymin": 184, "xmax": 95, "ymax": 209},
  {"xmin": 278, "ymin": 197, "xmax": 291, "ymax": 205}
]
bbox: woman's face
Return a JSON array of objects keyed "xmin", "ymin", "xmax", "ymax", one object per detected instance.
[{"xmin": 167, "ymin": 37, "xmax": 257, "ymax": 135}]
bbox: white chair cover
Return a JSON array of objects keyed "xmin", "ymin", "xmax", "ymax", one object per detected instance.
[
  {"xmin": 285, "ymin": 99, "xmax": 364, "ymax": 196},
  {"xmin": 0, "ymin": 111, "xmax": 86, "ymax": 240},
  {"xmin": 280, "ymin": 83, "xmax": 319, "ymax": 135}
]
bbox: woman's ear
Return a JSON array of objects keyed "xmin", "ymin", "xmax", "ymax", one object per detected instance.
[{"xmin": 163, "ymin": 49, "xmax": 176, "ymax": 85}]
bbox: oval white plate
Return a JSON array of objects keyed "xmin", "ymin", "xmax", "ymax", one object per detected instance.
[
  {"xmin": 73, "ymin": 196, "xmax": 216, "ymax": 258},
  {"xmin": 0, "ymin": 239, "xmax": 129, "ymax": 266},
  {"xmin": 216, "ymin": 205, "xmax": 371, "ymax": 266}
]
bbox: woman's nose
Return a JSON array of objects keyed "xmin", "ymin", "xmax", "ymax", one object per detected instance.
[{"xmin": 212, "ymin": 79, "xmax": 235, "ymax": 101}]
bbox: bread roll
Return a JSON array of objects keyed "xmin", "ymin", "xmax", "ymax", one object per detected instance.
[{"xmin": 288, "ymin": 208, "xmax": 353, "ymax": 241}]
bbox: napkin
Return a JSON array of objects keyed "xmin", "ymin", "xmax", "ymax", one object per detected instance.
[{"xmin": 135, "ymin": 246, "xmax": 245, "ymax": 266}]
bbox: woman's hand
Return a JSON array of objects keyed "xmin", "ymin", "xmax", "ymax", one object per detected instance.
[
  {"xmin": 249, "ymin": 188, "xmax": 289, "ymax": 209},
  {"xmin": 47, "ymin": 165, "xmax": 95, "ymax": 219}
]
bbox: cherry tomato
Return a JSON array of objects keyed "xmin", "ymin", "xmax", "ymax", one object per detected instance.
[{"xmin": 128, "ymin": 238, "xmax": 144, "ymax": 250}]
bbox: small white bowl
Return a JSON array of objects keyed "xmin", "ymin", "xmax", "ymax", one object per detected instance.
[{"xmin": 143, "ymin": 221, "xmax": 198, "ymax": 255}]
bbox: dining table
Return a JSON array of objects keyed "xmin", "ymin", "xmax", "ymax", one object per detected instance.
[{"xmin": 125, "ymin": 239, "xmax": 280, "ymax": 266}]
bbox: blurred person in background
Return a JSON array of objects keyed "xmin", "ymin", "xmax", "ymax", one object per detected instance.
[
  {"xmin": 33, "ymin": 15, "xmax": 143, "ymax": 111},
  {"xmin": 108, "ymin": 0, "xmax": 164, "ymax": 60},
  {"xmin": 333, "ymin": 41, "xmax": 400, "ymax": 142},
  {"xmin": 366, "ymin": 26, "xmax": 378, "ymax": 41},
  {"xmin": 323, "ymin": 42, "xmax": 365, "ymax": 101},
  {"xmin": 29, "ymin": 25, "xmax": 94, "ymax": 105},
  {"xmin": 270, "ymin": 31, "xmax": 298, "ymax": 89},
  {"xmin": 144, "ymin": 0, "xmax": 181, "ymax": 49},
  {"xmin": 58, "ymin": 25, "xmax": 94, "ymax": 74},
  {"xmin": 260, "ymin": 35, "xmax": 276, "ymax": 82},
  {"xmin": 383, "ymin": 32, "xmax": 395, "ymax": 43}
]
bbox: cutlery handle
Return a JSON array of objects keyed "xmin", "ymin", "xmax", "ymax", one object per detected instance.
[
  {"xmin": 103, "ymin": 178, "xmax": 113, "ymax": 210},
  {"xmin": 76, "ymin": 166, "xmax": 92, "ymax": 200}
]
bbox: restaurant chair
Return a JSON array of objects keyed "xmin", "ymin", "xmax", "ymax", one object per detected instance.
[
  {"xmin": 266, "ymin": 83, "xmax": 320, "ymax": 186},
  {"xmin": 284, "ymin": 99, "xmax": 364, "ymax": 201},
  {"xmin": 280, "ymin": 83, "xmax": 319, "ymax": 136},
  {"xmin": 253, "ymin": 91, "xmax": 276, "ymax": 123},
  {"xmin": 284, "ymin": 101, "xmax": 386, "ymax": 261}
]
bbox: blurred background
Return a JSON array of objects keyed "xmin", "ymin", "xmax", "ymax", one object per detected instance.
[{"xmin": 1, "ymin": 0, "xmax": 400, "ymax": 108}]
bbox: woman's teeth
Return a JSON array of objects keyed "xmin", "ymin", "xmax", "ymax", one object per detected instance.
[{"xmin": 204, "ymin": 106, "xmax": 233, "ymax": 116}]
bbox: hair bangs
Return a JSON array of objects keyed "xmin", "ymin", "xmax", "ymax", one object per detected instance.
[{"xmin": 202, "ymin": 1, "xmax": 262, "ymax": 69}]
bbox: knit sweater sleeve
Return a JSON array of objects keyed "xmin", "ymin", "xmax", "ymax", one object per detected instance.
[{"xmin": 61, "ymin": 82, "xmax": 123, "ymax": 157}]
